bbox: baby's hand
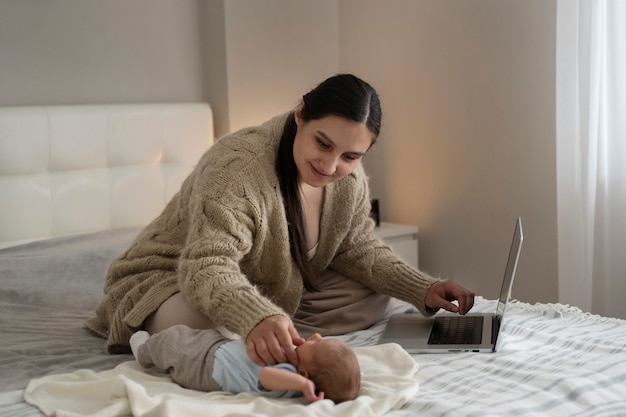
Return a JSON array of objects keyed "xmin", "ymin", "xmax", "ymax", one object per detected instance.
[{"xmin": 301, "ymin": 379, "xmax": 324, "ymax": 403}]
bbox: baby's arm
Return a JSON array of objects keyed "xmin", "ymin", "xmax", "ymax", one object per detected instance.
[{"xmin": 258, "ymin": 367, "xmax": 324, "ymax": 403}]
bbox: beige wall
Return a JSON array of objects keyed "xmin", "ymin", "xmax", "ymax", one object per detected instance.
[
  {"xmin": 0, "ymin": 0, "xmax": 204, "ymax": 106},
  {"xmin": 199, "ymin": 0, "xmax": 230, "ymax": 139},
  {"xmin": 0, "ymin": 0, "xmax": 339, "ymax": 138},
  {"xmin": 339, "ymin": 0, "xmax": 558, "ymax": 303},
  {"xmin": 0, "ymin": 0, "xmax": 559, "ymax": 304},
  {"xmin": 217, "ymin": 0, "xmax": 339, "ymax": 136}
]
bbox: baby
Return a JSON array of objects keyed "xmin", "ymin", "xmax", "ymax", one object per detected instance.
[{"xmin": 130, "ymin": 324, "xmax": 360, "ymax": 403}]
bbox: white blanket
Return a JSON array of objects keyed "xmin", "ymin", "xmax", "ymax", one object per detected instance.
[{"xmin": 24, "ymin": 343, "xmax": 418, "ymax": 417}]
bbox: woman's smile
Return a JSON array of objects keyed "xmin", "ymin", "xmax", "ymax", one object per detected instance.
[{"xmin": 310, "ymin": 163, "xmax": 331, "ymax": 180}]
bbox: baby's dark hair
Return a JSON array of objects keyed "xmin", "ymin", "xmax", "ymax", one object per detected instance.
[{"xmin": 308, "ymin": 340, "xmax": 361, "ymax": 403}]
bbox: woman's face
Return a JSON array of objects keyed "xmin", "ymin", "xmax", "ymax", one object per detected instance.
[{"xmin": 293, "ymin": 105, "xmax": 375, "ymax": 188}]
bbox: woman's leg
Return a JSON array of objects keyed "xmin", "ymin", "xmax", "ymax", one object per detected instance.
[
  {"xmin": 293, "ymin": 269, "xmax": 391, "ymax": 337},
  {"xmin": 144, "ymin": 292, "xmax": 241, "ymax": 339}
]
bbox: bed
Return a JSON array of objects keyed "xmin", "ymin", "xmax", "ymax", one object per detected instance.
[{"xmin": 1, "ymin": 103, "xmax": 626, "ymax": 417}]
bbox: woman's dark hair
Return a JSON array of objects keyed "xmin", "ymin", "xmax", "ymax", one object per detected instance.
[{"xmin": 275, "ymin": 74, "xmax": 382, "ymax": 291}]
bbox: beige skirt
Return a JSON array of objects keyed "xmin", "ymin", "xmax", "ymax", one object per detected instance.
[{"xmin": 292, "ymin": 269, "xmax": 390, "ymax": 338}]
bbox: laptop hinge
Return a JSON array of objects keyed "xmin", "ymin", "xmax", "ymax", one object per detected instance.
[{"xmin": 492, "ymin": 315, "xmax": 501, "ymax": 343}]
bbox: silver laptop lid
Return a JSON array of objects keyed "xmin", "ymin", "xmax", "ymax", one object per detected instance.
[{"xmin": 495, "ymin": 217, "xmax": 524, "ymax": 324}]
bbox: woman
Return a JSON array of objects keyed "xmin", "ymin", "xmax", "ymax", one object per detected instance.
[{"xmin": 86, "ymin": 74, "xmax": 474, "ymax": 367}]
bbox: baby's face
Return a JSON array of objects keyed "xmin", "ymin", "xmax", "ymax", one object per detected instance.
[
  {"xmin": 296, "ymin": 333, "xmax": 344, "ymax": 366},
  {"xmin": 295, "ymin": 332, "xmax": 323, "ymax": 364}
]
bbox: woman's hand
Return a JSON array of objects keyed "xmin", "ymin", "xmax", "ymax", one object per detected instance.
[
  {"xmin": 246, "ymin": 315, "xmax": 305, "ymax": 366},
  {"xmin": 425, "ymin": 280, "xmax": 475, "ymax": 315}
]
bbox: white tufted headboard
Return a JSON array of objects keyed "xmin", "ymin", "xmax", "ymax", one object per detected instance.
[{"xmin": 0, "ymin": 103, "xmax": 214, "ymax": 249}]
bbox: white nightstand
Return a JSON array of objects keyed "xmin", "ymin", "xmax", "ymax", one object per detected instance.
[{"xmin": 373, "ymin": 222, "xmax": 419, "ymax": 268}]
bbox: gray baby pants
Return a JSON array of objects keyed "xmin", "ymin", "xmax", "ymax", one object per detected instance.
[{"xmin": 136, "ymin": 325, "xmax": 230, "ymax": 391}]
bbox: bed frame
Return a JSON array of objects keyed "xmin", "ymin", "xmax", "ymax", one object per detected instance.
[{"xmin": 0, "ymin": 103, "xmax": 213, "ymax": 249}]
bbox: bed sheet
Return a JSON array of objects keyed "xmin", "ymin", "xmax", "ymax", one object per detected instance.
[{"xmin": 2, "ymin": 229, "xmax": 626, "ymax": 417}]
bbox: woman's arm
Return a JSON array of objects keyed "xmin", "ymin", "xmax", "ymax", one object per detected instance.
[
  {"xmin": 327, "ymin": 167, "xmax": 474, "ymax": 315},
  {"xmin": 258, "ymin": 366, "xmax": 324, "ymax": 403}
]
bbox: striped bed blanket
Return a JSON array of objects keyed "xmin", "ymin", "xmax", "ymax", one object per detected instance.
[{"xmin": 341, "ymin": 297, "xmax": 626, "ymax": 417}]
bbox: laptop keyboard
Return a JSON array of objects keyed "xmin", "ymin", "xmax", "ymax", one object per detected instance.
[{"xmin": 428, "ymin": 315, "xmax": 484, "ymax": 345}]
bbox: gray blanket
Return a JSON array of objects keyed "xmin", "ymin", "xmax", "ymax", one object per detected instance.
[{"xmin": 0, "ymin": 228, "xmax": 141, "ymax": 414}]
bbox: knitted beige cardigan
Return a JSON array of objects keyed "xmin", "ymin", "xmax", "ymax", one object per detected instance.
[{"xmin": 86, "ymin": 113, "xmax": 438, "ymax": 353}]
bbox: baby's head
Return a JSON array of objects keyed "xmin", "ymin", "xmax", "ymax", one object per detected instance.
[{"xmin": 296, "ymin": 333, "xmax": 361, "ymax": 403}]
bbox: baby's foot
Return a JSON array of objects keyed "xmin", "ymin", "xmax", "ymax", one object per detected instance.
[{"xmin": 129, "ymin": 330, "xmax": 151, "ymax": 359}]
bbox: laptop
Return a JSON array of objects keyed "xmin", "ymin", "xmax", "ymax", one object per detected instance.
[{"xmin": 378, "ymin": 217, "xmax": 523, "ymax": 353}]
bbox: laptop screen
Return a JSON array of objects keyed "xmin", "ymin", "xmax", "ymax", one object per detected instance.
[{"xmin": 495, "ymin": 217, "xmax": 524, "ymax": 320}]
